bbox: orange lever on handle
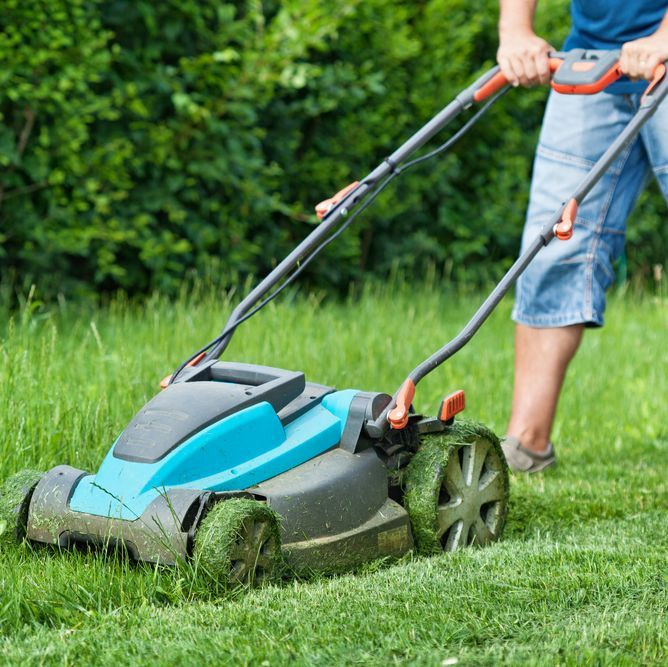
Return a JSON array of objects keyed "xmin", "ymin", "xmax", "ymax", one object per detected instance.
[
  {"xmin": 554, "ymin": 199, "xmax": 578, "ymax": 241},
  {"xmin": 551, "ymin": 63, "xmax": 622, "ymax": 95},
  {"xmin": 438, "ymin": 390, "xmax": 466, "ymax": 422},
  {"xmin": 315, "ymin": 181, "xmax": 359, "ymax": 220},
  {"xmin": 387, "ymin": 379, "xmax": 415, "ymax": 430}
]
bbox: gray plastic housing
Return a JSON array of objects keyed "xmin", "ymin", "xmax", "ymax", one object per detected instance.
[
  {"xmin": 551, "ymin": 49, "xmax": 620, "ymax": 86},
  {"xmin": 24, "ymin": 385, "xmax": 412, "ymax": 569},
  {"xmin": 251, "ymin": 448, "xmax": 412, "ymax": 572},
  {"xmin": 26, "ymin": 448, "xmax": 412, "ymax": 570},
  {"xmin": 26, "ymin": 465, "xmax": 203, "ymax": 565}
]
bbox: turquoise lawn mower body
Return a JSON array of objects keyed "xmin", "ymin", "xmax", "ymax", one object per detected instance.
[
  {"xmin": 26, "ymin": 362, "xmax": 426, "ymax": 570},
  {"xmin": 8, "ymin": 50, "xmax": 668, "ymax": 580}
]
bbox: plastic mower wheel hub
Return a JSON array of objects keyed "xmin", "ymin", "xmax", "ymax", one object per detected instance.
[{"xmin": 437, "ymin": 438, "xmax": 507, "ymax": 550}]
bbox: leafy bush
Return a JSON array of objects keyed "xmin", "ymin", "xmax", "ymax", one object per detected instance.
[{"xmin": 0, "ymin": 0, "xmax": 665, "ymax": 299}]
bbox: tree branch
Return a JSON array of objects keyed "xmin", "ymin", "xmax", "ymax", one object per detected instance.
[{"xmin": 0, "ymin": 106, "xmax": 37, "ymax": 211}]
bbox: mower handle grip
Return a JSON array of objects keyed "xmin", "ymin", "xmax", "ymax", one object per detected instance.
[
  {"xmin": 474, "ymin": 57, "xmax": 564, "ymax": 102},
  {"xmin": 474, "ymin": 50, "xmax": 667, "ymax": 102}
]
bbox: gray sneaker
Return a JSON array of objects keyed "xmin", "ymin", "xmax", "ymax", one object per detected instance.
[{"xmin": 501, "ymin": 436, "xmax": 556, "ymax": 473}]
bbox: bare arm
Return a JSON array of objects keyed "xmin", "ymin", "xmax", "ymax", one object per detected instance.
[
  {"xmin": 620, "ymin": 11, "xmax": 668, "ymax": 80},
  {"xmin": 497, "ymin": 0, "xmax": 554, "ymax": 87}
]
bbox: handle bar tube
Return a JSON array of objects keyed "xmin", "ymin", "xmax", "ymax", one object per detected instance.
[{"xmin": 204, "ymin": 68, "xmax": 505, "ymax": 361}]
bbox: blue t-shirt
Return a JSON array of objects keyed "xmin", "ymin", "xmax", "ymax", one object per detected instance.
[{"xmin": 563, "ymin": 0, "xmax": 668, "ymax": 93}]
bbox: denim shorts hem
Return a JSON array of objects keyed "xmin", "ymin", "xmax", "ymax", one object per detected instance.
[{"xmin": 511, "ymin": 306, "xmax": 603, "ymax": 328}]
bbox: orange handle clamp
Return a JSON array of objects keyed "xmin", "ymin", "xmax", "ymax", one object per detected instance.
[
  {"xmin": 315, "ymin": 181, "xmax": 359, "ymax": 220},
  {"xmin": 554, "ymin": 198, "xmax": 578, "ymax": 241},
  {"xmin": 387, "ymin": 379, "xmax": 415, "ymax": 430}
]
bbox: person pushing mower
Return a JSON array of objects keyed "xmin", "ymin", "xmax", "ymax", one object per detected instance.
[{"xmin": 497, "ymin": 0, "xmax": 668, "ymax": 472}]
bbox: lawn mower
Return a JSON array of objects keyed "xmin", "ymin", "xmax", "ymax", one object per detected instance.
[{"xmin": 1, "ymin": 50, "xmax": 666, "ymax": 587}]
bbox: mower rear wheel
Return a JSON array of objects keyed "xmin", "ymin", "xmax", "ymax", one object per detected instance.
[
  {"xmin": 193, "ymin": 498, "xmax": 281, "ymax": 591},
  {"xmin": 0, "ymin": 469, "xmax": 44, "ymax": 548},
  {"xmin": 404, "ymin": 421, "xmax": 509, "ymax": 555}
]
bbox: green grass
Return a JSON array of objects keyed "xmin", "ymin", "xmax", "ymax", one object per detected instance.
[{"xmin": 0, "ymin": 282, "xmax": 666, "ymax": 665}]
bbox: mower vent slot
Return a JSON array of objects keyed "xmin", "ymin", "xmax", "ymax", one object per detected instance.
[{"xmin": 59, "ymin": 531, "xmax": 140, "ymax": 561}]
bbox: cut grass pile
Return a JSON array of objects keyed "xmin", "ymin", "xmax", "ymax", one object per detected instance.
[{"xmin": 0, "ymin": 282, "xmax": 666, "ymax": 665}]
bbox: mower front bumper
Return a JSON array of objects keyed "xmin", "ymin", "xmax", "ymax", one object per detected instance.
[{"xmin": 26, "ymin": 466, "xmax": 203, "ymax": 565}]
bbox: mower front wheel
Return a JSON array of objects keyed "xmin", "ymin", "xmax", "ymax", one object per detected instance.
[
  {"xmin": 404, "ymin": 421, "xmax": 509, "ymax": 555},
  {"xmin": 193, "ymin": 497, "xmax": 281, "ymax": 592}
]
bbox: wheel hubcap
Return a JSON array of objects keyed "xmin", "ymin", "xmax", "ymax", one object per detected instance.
[
  {"xmin": 436, "ymin": 439, "xmax": 506, "ymax": 551},
  {"xmin": 229, "ymin": 517, "xmax": 276, "ymax": 585}
]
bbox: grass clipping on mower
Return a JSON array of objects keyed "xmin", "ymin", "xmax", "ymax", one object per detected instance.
[
  {"xmin": 404, "ymin": 420, "xmax": 508, "ymax": 556},
  {"xmin": 192, "ymin": 498, "xmax": 282, "ymax": 594},
  {"xmin": 0, "ymin": 469, "xmax": 43, "ymax": 549}
]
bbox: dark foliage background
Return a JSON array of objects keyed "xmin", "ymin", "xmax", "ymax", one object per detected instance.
[{"xmin": 0, "ymin": 0, "xmax": 665, "ymax": 299}]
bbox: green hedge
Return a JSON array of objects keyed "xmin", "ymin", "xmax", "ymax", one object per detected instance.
[{"xmin": 0, "ymin": 0, "xmax": 665, "ymax": 298}]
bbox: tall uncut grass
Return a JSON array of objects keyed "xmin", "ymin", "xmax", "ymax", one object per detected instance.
[{"xmin": 0, "ymin": 280, "xmax": 666, "ymax": 665}]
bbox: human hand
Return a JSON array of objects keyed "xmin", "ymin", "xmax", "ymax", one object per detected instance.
[
  {"xmin": 620, "ymin": 32, "xmax": 668, "ymax": 81},
  {"xmin": 497, "ymin": 30, "xmax": 555, "ymax": 87}
]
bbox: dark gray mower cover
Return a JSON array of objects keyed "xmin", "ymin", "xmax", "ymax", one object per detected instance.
[{"xmin": 250, "ymin": 448, "xmax": 413, "ymax": 572}]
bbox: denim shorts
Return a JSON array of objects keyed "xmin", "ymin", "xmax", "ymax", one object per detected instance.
[{"xmin": 512, "ymin": 90, "xmax": 668, "ymax": 328}]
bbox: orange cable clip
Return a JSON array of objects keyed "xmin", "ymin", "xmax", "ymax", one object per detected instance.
[{"xmin": 159, "ymin": 351, "xmax": 207, "ymax": 389}]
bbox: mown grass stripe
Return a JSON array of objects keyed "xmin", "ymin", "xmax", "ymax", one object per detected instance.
[{"xmin": 0, "ymin": 284, "xmax": 665, "ymax": 664}]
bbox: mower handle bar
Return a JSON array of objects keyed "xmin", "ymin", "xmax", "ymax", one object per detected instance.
[
  {"xmin": 178, "ymin": 51, "xmax": 667, "ymax": 414},
  {"xmin": 200, "ymin": 55, "xmax": 546, "ymax": 364},
  {"xmin": 368, "ymin": 55, "xmax": 668, "ymax": 436},
  {"xmin": 199, "ymin": 65, "xmax": 505, "ymax": 363}
]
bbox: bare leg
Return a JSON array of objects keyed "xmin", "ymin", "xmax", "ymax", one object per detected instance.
[{"xmin": 506, "ymin": 323, "xmax": 584, "ymax": 453}]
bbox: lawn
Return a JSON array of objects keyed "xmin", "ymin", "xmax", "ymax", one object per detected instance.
[{"xmin": 0, "ymin": 282, "xmax": 665, "ymax": 665}]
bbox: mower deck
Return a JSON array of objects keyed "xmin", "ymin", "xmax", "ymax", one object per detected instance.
[{"xmin": 22, "ymin": 362, "xmax": 416, "ymax": 571}]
